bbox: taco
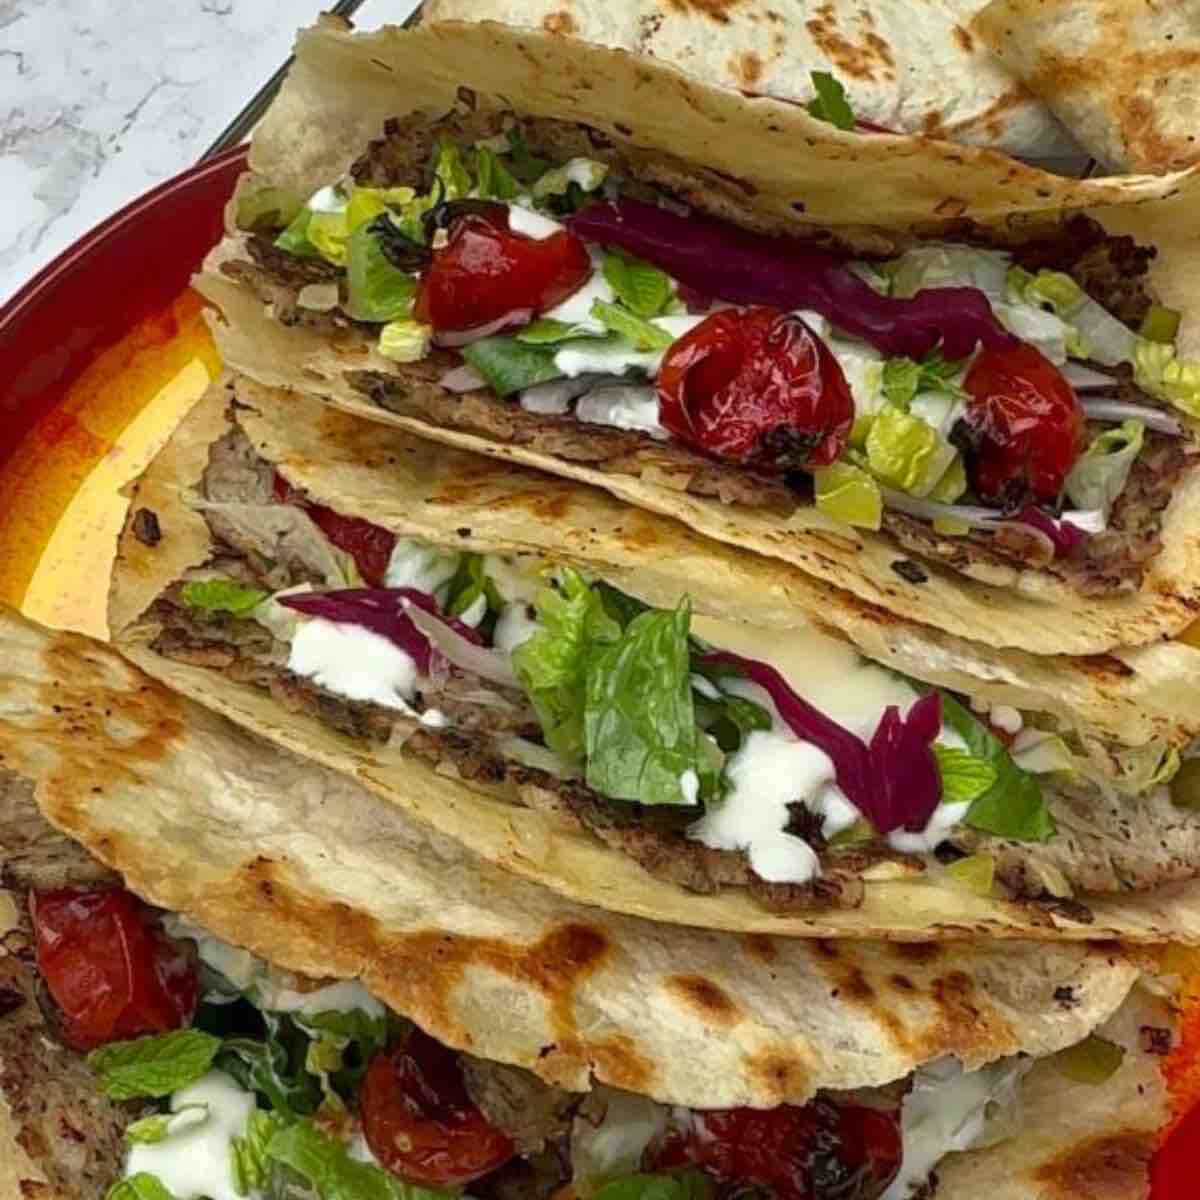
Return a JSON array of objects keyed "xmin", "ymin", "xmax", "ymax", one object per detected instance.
[
  {"xmin": 198, "ymin": 17, "xmax": 1200, "ymax": 656},
  {"xmin": 102, "ymin": 376, "xmax": 1200, "ymax": 940},
  {"xmin": 0, "ymin": 636, "xmax": 1179, "ymax": 1200},
  {"xmin": 422, "ymin": 0, "xmax": 1084, "ymax": 162},
  {"xmin": 973, "ymin": 0, "xmax": 1200, "ymax": 174}
]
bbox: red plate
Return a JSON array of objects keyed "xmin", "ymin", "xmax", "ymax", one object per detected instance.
[{"xmin": 0, "ymin": 144, "xmax": 1196, "ymax": 1196}]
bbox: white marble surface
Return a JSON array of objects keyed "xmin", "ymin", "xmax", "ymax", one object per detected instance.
[{"xmin": 0, "ymin": 0, "xmax": 421, "ymax": 305}]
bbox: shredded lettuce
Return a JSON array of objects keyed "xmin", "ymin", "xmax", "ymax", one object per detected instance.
[
  {"xmin": 1134, "ymin": 338, "xmax": 1200, "ymax": 418},
  {"xmin": 1140, "ymin": 303, "xmax": 1182, "ymax": 345},
  {"xmin": 460, "ymin": 336, "xmax": 564, "ymax": 397},
  {"xmin": 433, "ymin": 137, "xmax": 472, "ymax": 202},
  {"xmin": 888, "ymin": 245, "xmax": 1010, "ymax": 301},
  {"xmin": 124, "ymin": 1106, "xmax": 209, "ymax": 1146},
  {"xmin": 232, "ymin": 1110, "xmax": 290, "ymax": 1196},
  {"xmin": 813, "ymin": 461, "xmax": 883, "ymax": 529},
  {"xmin": 1006, "ymin": 266, "xmax": 1137, "ymax": 366},
  {"xmin": 235, "ymin": 185, "xmax": 304, "ymax": 233},
  {"xmin": 473, "ymin": 145, "xmax": 521, "ymax": 201},
  {"xmin": 585, "ymin": 600, "xmax": 717, "ymax": 807},
  {"xmin": 864, "ymin": 405, "xmax": 962, "ymax": 499},
  {"xmin": 933, "ymin": 746, "xmax": 999, "ymax": 807},
  {"xmin": 180, "ymin": 578, "xmax": 269, "ymax": 616},
  {"xmin": 346, "ymin": 221, "xmax": 417, "ymax": 323},
  {"xmin": 1064, "ymin": 419, "xmax": 1145, "ymax": 512},
  {"xmin": 881, "ymin": 350, "xmax": 967, "ymax": 409},
  {"xmin": 517, "ymin": 317, "xmax": 609, "ymax": 345},
  {"xmin": 104, "ymin": 1174, "xmax": 176, "ymax": 1200},
  {"xmin": 932, "ymin": 691, "xmax": 1055, "ymax": 842},
  {"xmin": 512, "ymin": 568, "xmax": 621, "ymax": 764},
  {"xmin": 806, "ymin": 70, "xmax": 855, "ymax": 131},
  {"xmin": 378, "ymin": 319, "xmax": 432, "ymax": 363},
  {"xmin": 602, "ymin": 253, "xmax": 673, "ymax": 319},
  {"xmin": 533, "ymin": 156, "xmax": 610, "ymax": 200}
]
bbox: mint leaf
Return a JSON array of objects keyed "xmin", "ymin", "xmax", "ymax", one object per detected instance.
[
  {"xmin": 180, "ymin": 578, "xmax": 269, "ymax": 616},
  {"xmin": 88, "ymin": 1030, "xmax": 220, "ymax": 1101},
  {"xmin": 445, "ymin": 554, "xmax": 504, "ymax": 623},
  {"xmin": 517, "ymin": 317, "xmax": 607, "ymax": 345},
  {"xmin": 594, "ymin": 1172, "xmax": 714, "ymax": 1200},
  {"xmin": 104, "ymin": 1174, "xmax": 177, "ymax": 1200},
  {"xmin": 346, "ymin": 220, "xmax": 417, "ymax": 323},
  {"xmin": 882, "ymin": 350, "xmax": 968, "ymax": 408},
  {"xmin": 602, "ymin": 253, "xmax": 673, "ymax": 318},
  {"xmin": 459, "ymin": 337, "xmax": 563, "ymax": 397},
  {"xmin": 125, "ymin": 1105, "xmax": 209, "ymax": 1146},
  {"xmin": 473, "ymin": 145, "xmax": 520, "ymax": 201},
  {"xmin": 294, "ymin": 1008, "xmax": 388, "ymax": 1095},
  {"xmin": 585, "ymin": 600, "xmax": 704, "ymax": 806},
  {"xmin": 232, "ymin": 1109, "xmax": 290, "ymax": 1196},
  {"xmin": 806, "ymin": 71, "xmax": 856, "ymax": 131},
  {"xmin": 934, "ymin": 691, "xmax": 1055, "ymax": 841},
  {"xmin": 513, "ymin": 568, "xmax": 621, "ymax": 763},
  {"xmin": 934, "ymin": 745, "xmax": 999, "ymax": 807},
  {"xmin": 590, "ymin": 300, "xmax": 674, "ymax": 350},
  {"xmin": 268, "ymin": 1120, "xmax": 449, "ymax": 1200}
]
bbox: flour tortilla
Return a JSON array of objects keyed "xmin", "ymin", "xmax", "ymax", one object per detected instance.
[
  {"xmin": 198, "ymin": 17, "xmax": 1200, "ymax": 656},
  {"xmin": 102, "ymin": 381, "xmax": 1200, "ymax": 943},
  {"xmin": 0, "ymin": 607, "xmax": 1155, "ymax": 1101},
  {"xmin": 118, "ymin": 374, "xmax": 1200, "ymax": 764},
  {"xmin": 422, "ymin": 0, "xmax": 1083, "ymax": 162},
  {"xmin": 0, "ymin": 772, "xmax": 1173, "ymax": 1200},
  {"xmin": 974, "ymin": 0, "xmax": 1200, "ymax": 174}
]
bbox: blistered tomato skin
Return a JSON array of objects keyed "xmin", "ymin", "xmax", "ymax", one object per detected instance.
[
  {"xmin": 414, "ymin": 204, "xmax": 591, "ymax": 334},
  {"xmin": 657, "ymin": 308, "xmax": 854, "ymax": 472},
  {"xmin": 31, "ymin": 888, "xmax": 198, "ymax": 1052},
  {"xmin": 361, "ymin": 1031, "xmax": 516, "ymax": 1187},
  {"xmin": 962, "ymin": 344, "xmax": 1085, "ymax": 504},
  {"xmin": 274, "ymin": 474, "xmax": 397, "ymax": 586},
  {"xmin": 649, "ymin": 1101, "xmax": 902, "ymax": 1200}
]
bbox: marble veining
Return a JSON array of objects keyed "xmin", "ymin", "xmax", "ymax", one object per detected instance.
[{"xmin": 0, "ymin": 0, "xmax": 420, "ymax": 305}]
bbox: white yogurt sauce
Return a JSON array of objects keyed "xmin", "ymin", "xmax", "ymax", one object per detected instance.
[
  {"xmin": 384, "ymin": 539, "xmax": 461, "ymax": 599},
  {"xmin": 507, "ymin": 204, "xmax": 564, "ymax": 240},
  {"xmin": 576, "ymin": 386, "xmax": 668, "ymax": 440},
  {"xmin": 257, "ymin": 977, "xmax": 385, "ymax": 1020},
  {"xmin": 288, "ymin": 618, "xmax": 419, "ymax": 712},
  {"xmin": 124, "ymin": 1071, "xmax": 256, "ymax": 1200},
  {"xmin": 494, "ymin": 602, "xmax": 541, "ymax": 655}
]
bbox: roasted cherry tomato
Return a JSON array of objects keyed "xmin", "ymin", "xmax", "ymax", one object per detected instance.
[
  {"xmin": 961, "ymin": 344, "xmax": 1085, "ymax": 504},
  {"xmin": 274, "ymin": 474, "xmax": 397, "ymax": 586},
  {"xmin": 31, "ymin": 888, "xmax": 198, "ymax": 1052},
  {"xmin": 361, "ymin": 1030, "xmax": 516, "ymax": 1187},
  {"xmin": 657, "ymin": 307, "xmax": 853, "ymax": 472},
  {"xmin": 649, "ymin": 1100, "xmax": 902, "ymax": 1200},
  {"xmin": 414, "ymin": 202, "xmax": 591, "ymax": 334}
]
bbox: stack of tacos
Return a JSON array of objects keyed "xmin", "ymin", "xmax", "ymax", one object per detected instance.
[{"xmin": 5, "ymin": 10, "xmax": 1200, "ymax": 1200}]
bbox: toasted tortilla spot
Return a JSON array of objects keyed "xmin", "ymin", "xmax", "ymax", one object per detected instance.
[
  {"xmin": 890, "ymin": 973, "xmax": 918, "ymax": 993},
  {"xmin": 805, "ymin": 2, "xmax": 891, "ymax": 82},
  {"xmin": 664, "ymin": 0, "xmax": 740, "ymax": 25},
  {"xmin": 542, "ymin": 11, "xmax": 576, "ymax": 36},
  {"xmin": 953, "ymin": 24, "xmax": 975, "ymax": 54},
  {"xmin": 746, "ymin": 1049, "xmax": 812, "ymax": 1104},
  {"xmin": 730, "ymin": 51, "xmax": 763, "ymax": 88},
  {"xmin": 891, "ymin": 941, "xmax": 944, "ymax": 963},
  {"xmin": 1033, "ymin": 1130, "xmax": 1154, "ymax": 1199},
  {"xmin": 841, "ymin": 967, "xmax": 875, "ymax": 1003},
  {"xmin": 667, "ymin": 974, "xmax": 742, "ymax": 1025},
  {"xmin": 588, "ymin": 1033, "xmax": 655, "ymax": 1094},
  {"xmin": 742, "ymin": 933, "xmax": 778, "ymax": 964}
]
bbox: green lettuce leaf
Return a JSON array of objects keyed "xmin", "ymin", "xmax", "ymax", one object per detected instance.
[
  {"xmin": 505, "ymin": 127, "xmax": 553, "ymax": 185},
  {"xmin": 444, "ymin": 553, "xmax": 505, "ymax": 621},
  {"xmin": 933, "ymin": 745, "xmax": 999, "ymax": 807},
  {"xmin": 934, "ymin": 692, "xmax": 1055, "ymax": 841},
  {"xmin": 104, "ymin": 1174, "xmax": 177, "ymax": 1200},
  {"xmin": 512, "ymin": 568, "xmax": 621, "ymax": 763},
  {"xmin": 88, "ymin": 1030, "xmax": 221, "ymax": 1101},
  {"xmin": 806, "ymin": 71, "xmax": 855, "ymax": 131},
  {"xmin": 593, "ymin": 1172, "xmax": 715, "ymax": 1200},
  {"xmin": 1064, "ymin": 419, "xmax": 1144, "ymax": 512},
  {"xmin": 813, "ymin": 461, "xmax": 883, "ymax": 529},
  {"xmin": 378, "ymin": 320, "xmax": 432, "ymax": 363},
  {"xmin": 236, "ymin": 186, "xmax": 304, "ymax": 233},
  {"xmin": 595, "ymin": 581, "xmax": 651, "ymax": 630},
  {"xmin": 346, "ymin": 220, "xmax": 417, "ymax": 323},
  {"xmin": 591, "ymin": 300, "xmax": 674, "ymax": 350},
  {"xmin": 474, "ymin": 145, "xmax": 520, "ymax": 201},
  {"xmin": 459, "ymin": 337, "xmax": 564, "ymax": 397},
  {"xmin": 532, "ymin": 157, "xmax": 610, "ymax": 201},
  {"xmin": 124, "ymin": 1105, "xmax": 209, "ymax": 1146},
  {"xmin": 602, "ymin": 253, "xmax": 673, "ymax": 319},
  {"xmin": 864, "ymin": 405, "xmax": 960, "ymax": 498},
  {"xmin": 220, "ymin": 1012, "xmax": 322, "ymax": 1120},
  {"xmin": 232, "ymin": 1110, "xmax": 291, "ymax": 1196},
  {"xmin": 181, "ymin": 578, "xmax": 269, "ymax": 616},
  {"xmin": 585, "ymin": 600, "xmax": 709, "ymax": 806},
  {"xmin": 275, "ymin": 207, "xmax": 320, "ymax": 258},
  {"xmin": 1006, "ymin": 266, "xmax": 1137, "ymax": 365},
  {"xmin": 1134, "ymin": 338, "xmax": 1200, "ymax": 418},
  {"xmin": 517, "ymin": 317, "xmax": 608, "ymax": 345},
  {"xmin": 433, "ymin": 138, "xmax": 472, "ymax": 202},
  {"xmin": 267, "ymin": 1120, "xmax": 450, "ymax": 1200}
]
